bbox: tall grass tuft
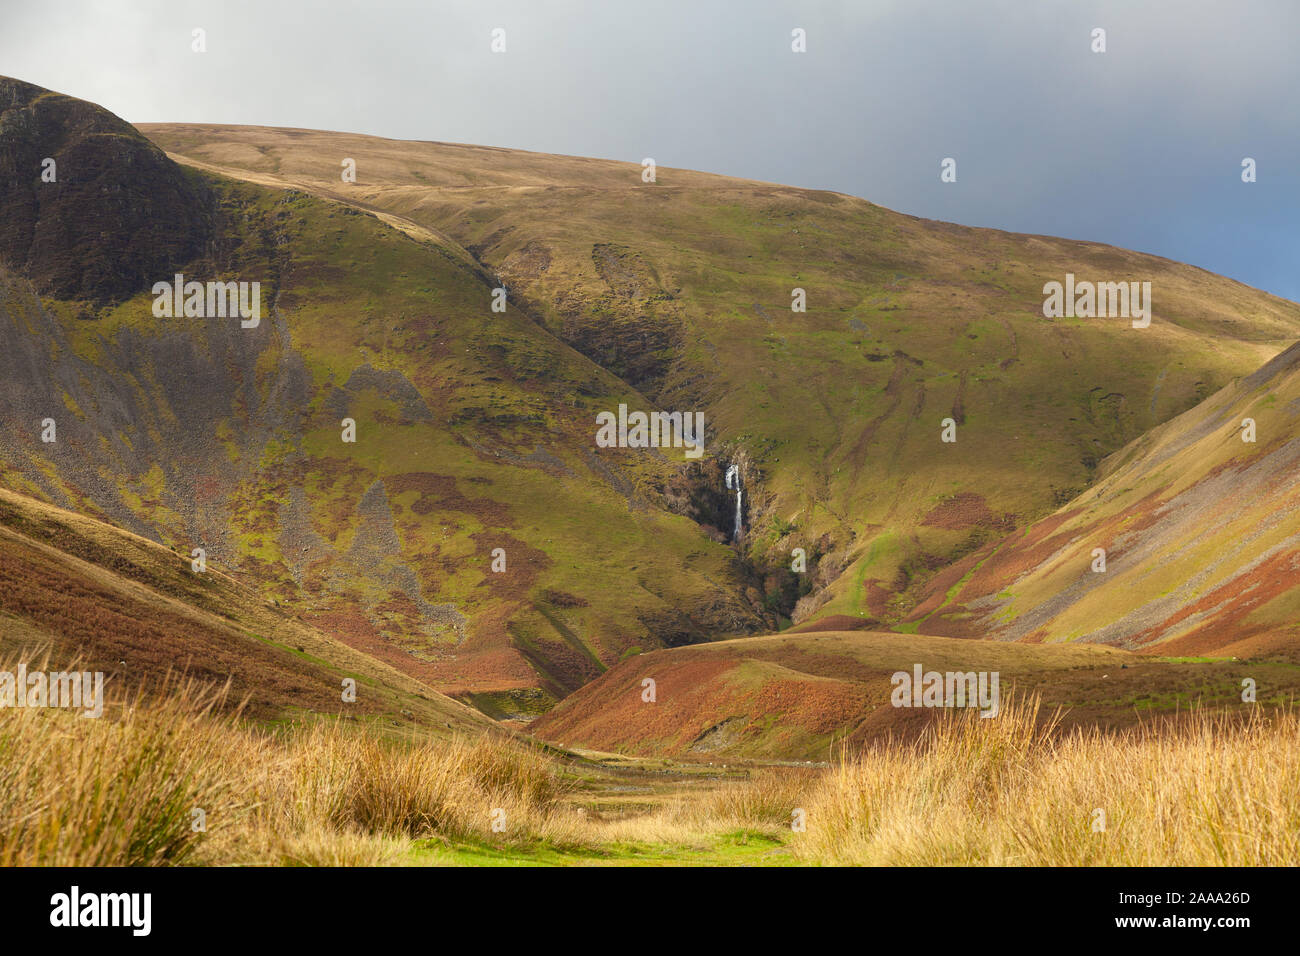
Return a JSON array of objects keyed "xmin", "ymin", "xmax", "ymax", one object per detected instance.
[
  {"xmin": 0, "ymin": 656, "xmax": 253, "ymax": 866},
  {"xmin": 0, "ymin": 650, "xmax": 580, "ymax": 865},
  {"xmin": 791, "ymin": 693, "xmax": 1300, "ymax": 865},
  {"xmin": 5, "ymin": 649, "xmax": 1297, "ymax": 866}
]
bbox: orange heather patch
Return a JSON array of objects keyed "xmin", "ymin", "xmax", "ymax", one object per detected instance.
[
  {"xmin": 905, "ymin": 546, "xmax": 989, "ymax": 624},
  {"xmin": 1133, "ymin": 548, "xmax": 1300, "ymax": 653},
  {"xmin": 861, "ymin": 578, "xmax": 894, "ymax": 618},
  {"xmin": 746, "ymin": 677, "xmax": 870, "ymax": 736},
  {"xmin": 422, "ymin": 645, "xmax": 541, "ymax": 697},
  {"xmin": 0, "ymin": 536, "xmax": 373, "ymax": 719},
  {"xmin": 921, "ymin": 492, "xmax": 1014, "ymax": 533},
  {"xmin": 530, "ymin": 652, "xmax": 738, "ymax": 752},
  {"xmin": 957, "ymin": 508, "xmax": 1080, "ymax": 596}
]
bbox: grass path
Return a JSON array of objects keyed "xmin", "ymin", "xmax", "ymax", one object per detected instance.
[{"xmin": 411, "ymin": 830, "xmax": 792, "ymax": 866}]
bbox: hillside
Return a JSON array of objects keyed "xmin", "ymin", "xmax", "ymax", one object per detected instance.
[
  {"xmin": 539, "ymin": 334, "xmax": 1300, "ymax": 759},
  {"xmin": 904, "ymin": 339, "xmax": 1300, "ymax": 660},
  {"xmin": 530, "ymin": 628, "xmax": 1298, "ymax": 761},
  {"xmin": 141, "ymin": 122, "xmax": 1300, "ymax": 638},
  {"xmin": 0, "ymin": 485, "xmax": 490, "ymax": 732},
  {"xmin": 0, "ymin": 77, "xmax": 212, "ymax": 303},
  {"xmin": 6, "ymin": 77, "xmax": 1300, "ymax": 718},
  {"xmin": 0, "ymin": 79, "xmax": 760, "ymax": 713}
]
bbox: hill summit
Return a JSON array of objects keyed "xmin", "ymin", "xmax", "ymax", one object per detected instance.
[{"xmin": 0, "ymin": 76, "xmax": 212, "ymax": 304}]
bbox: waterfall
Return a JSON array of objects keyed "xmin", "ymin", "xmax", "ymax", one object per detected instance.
[{"xmin": 724, "ymin": 463, "xmax": 742, "ymax": 542}]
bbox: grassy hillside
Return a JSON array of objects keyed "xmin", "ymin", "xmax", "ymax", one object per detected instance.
[
  {"xmin": 0, "ymin": 182, "xmax": 758, "ymax": 706},
  {"xmin": 1, "ymin": 82, "xmax": 768, "ymax": 710},
  {"xmin": 0, "ymin": 486, "xmax": 490, "ymax": 733},
  {"xmin": 8, "ymin": 83, "xmax": 1300, "ymax": 717},
  {"xmin": 141, "ymin": 123, "xmax": 1300, "ymax": 636},
  {"xmin": 906, "ymin": 339, "xmax": 1300, "ymax": 658},
  {"xmin": 529, "ymin": 629, "xmax": 1295, "ymax": 760}
]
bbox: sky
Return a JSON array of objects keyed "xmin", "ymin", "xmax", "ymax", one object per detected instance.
[{"xmin": 2, "ymin": 0, "xmax": 1296, "ymax": 299}]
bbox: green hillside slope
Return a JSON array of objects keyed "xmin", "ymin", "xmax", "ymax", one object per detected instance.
[
  {"xmin": 906, "ymin": 339, "xmax": 1300, "ymax": 660},
  {"xmin": 142, "ymin": 122, "xmax": 1300, "ymax": 636}
]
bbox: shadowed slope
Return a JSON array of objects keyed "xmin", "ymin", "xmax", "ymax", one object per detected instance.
[{"xmin": 0, "ymin": 77, "xmax": 212, "ymax": 304}]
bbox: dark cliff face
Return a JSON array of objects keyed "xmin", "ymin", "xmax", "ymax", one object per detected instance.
[{"xmin": 0, "ymin": 76, "xmax": 213, "ymax": 305}]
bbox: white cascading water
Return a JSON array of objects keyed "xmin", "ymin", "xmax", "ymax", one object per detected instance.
[{"xmin": 724, "ymin": 463, "xmax": 742, "ymax": 541}]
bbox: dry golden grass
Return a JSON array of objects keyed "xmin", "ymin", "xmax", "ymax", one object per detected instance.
[
  {"xmin": 3, "ymin": 652, "xmax": 1296, "ymax": 866},
  {"xmin": 253, "ymin": 721, "xmax": 585, "ymax": 855},
  {"xmin": 792, "ymin": 694, "xmax": 1300, "ymax": 865},
  {"xmin": 582, "ymin": 767, "xmax": 825, "ymax": 849},
  {"xmin": 0, "ymin": 651, "xmax": 585, "ymax": 866},
  {"xmin": 0, "ymin": 655, "xmax": 252, "ymax": 866}
]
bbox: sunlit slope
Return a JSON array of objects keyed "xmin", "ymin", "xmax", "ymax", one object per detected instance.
[
  {"xmin": 529, "ymin": 629, "xmax": 1295, "ymax": 761},
  {"xmin": 0, "ymin": 186, "xmax": 757, "ymax": 705},
  {"xmin": 0, "ymin": 486, "xmax": 492, "ymax": 733},
  {"xmin": 1, "ymin": 81, "xmax": 764, "ymax": 708},
  {"xmin": 142, "ymin": 124, "xmax": 1300, "ymax": 629},
  {"xmin": 906, "ymin": 340, "xmax": 1300, "ymax": 658}
]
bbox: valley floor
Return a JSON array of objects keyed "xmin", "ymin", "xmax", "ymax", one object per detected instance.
[{"xmin": 4, "ymin": 649, "xmax": 1296, "ymax": 867}]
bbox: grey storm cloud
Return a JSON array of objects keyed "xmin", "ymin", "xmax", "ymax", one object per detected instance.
[{"xmin": 3, "ymin": 0, "xmax": 1296, "ymax": 298}]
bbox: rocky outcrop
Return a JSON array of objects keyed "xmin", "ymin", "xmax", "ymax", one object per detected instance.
[{"xmin": 0, "ymin": 76, "xmax": 213, "ymax": 304}]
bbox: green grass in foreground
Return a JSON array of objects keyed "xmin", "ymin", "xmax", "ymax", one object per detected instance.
[{"xmin": 409, "ymin": 830, "xmax": 791, "ymax": 867}]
